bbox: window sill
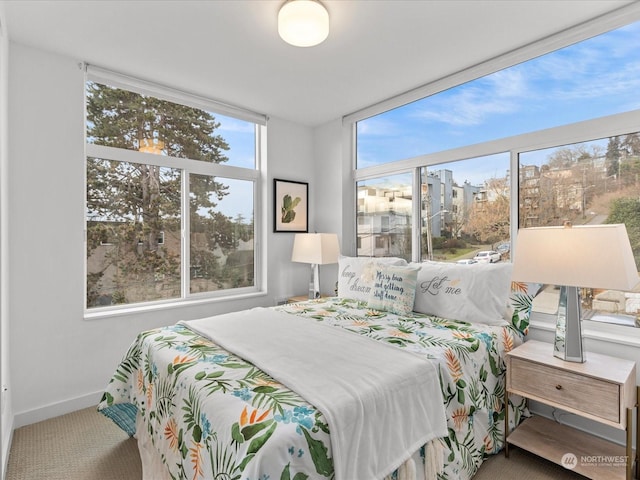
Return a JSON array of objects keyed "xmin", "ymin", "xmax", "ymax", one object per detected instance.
[
  {"xmin": 84, "ymin": 289, "xmax": 268, "ymax": 321},
  {"xmin": 529, "ymin": 311, "xmax": 640, "ymax": 348}
]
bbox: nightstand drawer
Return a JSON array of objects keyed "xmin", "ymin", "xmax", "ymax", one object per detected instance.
[{"xmin": 509, "ymin": 357, "xmax": 620, "ymax": 423}]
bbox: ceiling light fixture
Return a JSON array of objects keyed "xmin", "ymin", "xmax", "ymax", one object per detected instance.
[{"xmin": 278, "ymin": 0, "xmax": 329, "ymax": 47}]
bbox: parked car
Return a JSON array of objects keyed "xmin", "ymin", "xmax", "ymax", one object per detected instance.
[
  {"xmin": 456, "ymin": 258, "xmax": 477, "ymax": 265},
  {"xmin": 473, "ymin": 250, "xmax": 501, "ymax": 263},
  {"xmin": 496, "ymin": 242, "xmax": 510, "ymax": 254}
]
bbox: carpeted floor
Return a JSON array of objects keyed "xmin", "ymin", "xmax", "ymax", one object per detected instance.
[
  {"xmin": 6, "ymin": 407, "xmax": 142, "ymax": 480},
  {"xmin": 5, "ymin": 406, "xmax": 584, "ymax": 480}
]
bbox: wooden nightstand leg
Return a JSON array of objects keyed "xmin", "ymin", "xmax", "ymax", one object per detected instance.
[
  {"xmin": 627, "ymin": 406, "xmax": 633, "ymax": 480},
  {"xmin": 636, "ymin": 386, "xmax": 639, "ymax": 480},
  {"xmin": 504, "ymin": 388, "xmax": 510, "ymax": 458}
]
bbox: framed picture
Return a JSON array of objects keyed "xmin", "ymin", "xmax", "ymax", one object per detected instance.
[{"xmin": 274, "ymin": 179, "xmax": 308, "ymax": 232}]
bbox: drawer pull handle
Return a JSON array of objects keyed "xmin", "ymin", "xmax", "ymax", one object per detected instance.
[{"xmin": 555, "ymin": 384, "xmax": 563, "ymax": 390}]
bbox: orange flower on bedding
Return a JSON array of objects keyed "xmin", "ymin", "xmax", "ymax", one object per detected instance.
[
  {"xmin": 444, "ymin": 349, "xmax": 463, "ymax": 383},
  {"xmin": 493, "ymin": 395, "xmax": 503, "ymax": 414},
  {"xmin": 146, "ymin": 382, "xmax": 153, "ymax": 407},
  {"xmin": 390, "ymin": 329, "xmax": 409, "ymax": 338},
  {"xmin": 239, "ymin": 405, "xmax": 270, "ymax": 427},
  {"xmin": 452, "ymin": 331, "xmax": 472, "ymax": 340},
  {"xmin": 253, "ymin": 378, "xmax": 280, "ymax": 388},
  {"xmin": 164, "ymin": 418, "xmax": 179, "ymax": 451},
  {"xmin": 137, "ymin": 370, "xmax": 144, "ymax": 393},
  {"xmin": 451, "ymin": 407, "xmax": 468, "ymax": 431},
  {"xmin": 172, "ymin": 354, "xmax": 196, "ymax": 366},
  {"xmin": 192, "ymin": 338, "xmax": 214, "ymax": 347},
  {"xmin": 501, "ymin": 328, "xmax": 514, "ymax": 352},
  {"xmin": 189, "ymin": 441, "xmax": 204, "ymax": 480},
  {"xmin": 483, "ymin": 434, "xmax": 494, "ymax": 452}
]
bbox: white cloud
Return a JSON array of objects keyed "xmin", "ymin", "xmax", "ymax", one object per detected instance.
[{"xmin": 410, "ymin": 68, "xmax": 527, "ymax": 127}]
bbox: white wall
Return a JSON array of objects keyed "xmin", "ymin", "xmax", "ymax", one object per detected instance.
[
  {"xmin": 311, "ymin": 119, "xmax": 347, "ymax": 294},
  {"xmin": 7, "ymin": 42, "xmax": 316, "ymax": 428},
  {"xmin": 0, "ymin": 2, "xmax": 12, "ymax": 474}
]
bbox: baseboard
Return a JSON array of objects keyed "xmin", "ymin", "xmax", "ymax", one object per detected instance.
[{"xmin": 13, "ymin": 390, "xmax": 103, "ymax": 429}]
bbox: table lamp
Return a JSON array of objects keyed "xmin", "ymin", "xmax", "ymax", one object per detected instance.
[
  {"xmin": 511, "ymin": 223, "xmax": 639, "ymax": 362},
  {"xmin": 291, "ymin": 233, "xmax": 340, "ymax": 299}
]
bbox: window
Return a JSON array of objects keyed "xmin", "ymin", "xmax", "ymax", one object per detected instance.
[
  {"xmin": 85, "ymin": 70, "xmax": 264, "ymax": 311},
  {"xmin": 356, "ymin": 173, "xmax": 412, "ymax": 260},
  {"xmin": 356, "ymin": 21, "xmax": 640, "ymax": 168},
  {"xmin": 519, "ymin": 133, "xmax": 640, "ymax": 326},
  {"xmin": 352, "ymin": 19, "xmax": 640, "ymax": 327},
  {"xmin": 421, "ymin": 154, "xmax": 510, "ymax": 262}
]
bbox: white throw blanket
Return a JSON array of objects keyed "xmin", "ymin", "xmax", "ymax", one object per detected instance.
[{"xmin": 182, "ymin": 308, "xmax": 447, "ymax": 480}]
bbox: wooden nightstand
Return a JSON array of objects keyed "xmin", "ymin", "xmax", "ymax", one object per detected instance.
[{"xmin": 505, "ymin": 340, "xmax": 638, "ymax": 480}]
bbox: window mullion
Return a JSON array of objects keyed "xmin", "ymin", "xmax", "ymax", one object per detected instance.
[
  {"xmin": 412, "ymin": 168, "xmax": 422, "ymax": 262},
  {"xmin": 86, "ymin": 144, "xmax": 258, "ymax": 181},
  {"xmin": 182, "ymin": 171, "xmax": 190, "ymax": 299}
]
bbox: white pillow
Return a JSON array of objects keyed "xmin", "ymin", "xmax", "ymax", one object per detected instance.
[
  {"xmin": 367, "ymin": 263, "xmax": 421, "ymax": 315},
  {"xmin": 337, "ymin": 256, "xmax": 408, "ymax": 302},
  {"xmin": 412, "ymin": 261, "xmax": 513, "ymax": 325}
]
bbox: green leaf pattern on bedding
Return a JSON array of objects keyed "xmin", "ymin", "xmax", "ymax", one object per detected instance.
[{"xmin": 98, "ymin": 297, "xmax": 529, "ymax": 480}]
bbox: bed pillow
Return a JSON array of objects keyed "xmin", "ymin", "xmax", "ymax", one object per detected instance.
[
  {"xmin": 413, "ymin": 261, "xmax": 513, "ymax": 325},
  {"xmin": 366, "ymin": 263, "xmax": 421, "ymax": 315},
  {"xmin": 337, "ymin": 255, "xmax": 408, "ymax": 302}
]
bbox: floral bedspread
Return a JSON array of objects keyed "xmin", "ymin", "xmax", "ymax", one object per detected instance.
[{"xmin": 98, "ymin": 297, "xmax": 528, "ymax": 480}]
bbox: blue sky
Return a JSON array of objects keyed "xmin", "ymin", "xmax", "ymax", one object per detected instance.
[
  {"xmin": 212, "ymin": 114, "xmax": 256, "ymax": 221},
  {"xmin": 216, "ymin": 114, "xmax": 256, "ymax": 169},
  {"xmin": 218, "ymin": 20, "xmax": 640, "ymax": 220},
  {"xmin": 356, "ymin": 20, "xmax": 640, "ymax": 187}
]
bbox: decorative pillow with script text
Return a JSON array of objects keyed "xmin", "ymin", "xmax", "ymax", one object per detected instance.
[
  {"xmin": 413, "ymin": 261, "xmax": 513, "ymax": 326},
  {"xmin": 337, "ymin": 256, "xmax": 408, "ymax": 302},
  {"xmin": 367, "ymin": 264, "xmax": 421, "ymax": 315}
]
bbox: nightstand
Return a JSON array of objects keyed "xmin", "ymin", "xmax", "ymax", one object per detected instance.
[{"xmin": 505, "ymin": 340, "xmax": 638, "ymax": 480}]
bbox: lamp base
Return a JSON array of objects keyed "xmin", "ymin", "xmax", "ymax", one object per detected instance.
[
  {"xmin": 308, "ymin": 264, "xmax": 320, "ymax": 300},
  {"xmin": 554, "ymin": 285, "xmax": 585, "ymax": 363}
]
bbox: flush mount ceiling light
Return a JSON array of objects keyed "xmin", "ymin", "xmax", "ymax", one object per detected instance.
[{"xmin": 278, "ymin": 0, "xmax": 329, "ymax": 47}]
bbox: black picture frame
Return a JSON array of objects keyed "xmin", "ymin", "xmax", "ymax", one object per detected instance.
[{"xmin": 274, "ymin": 179, "xmax": 308, "ymax": 233}]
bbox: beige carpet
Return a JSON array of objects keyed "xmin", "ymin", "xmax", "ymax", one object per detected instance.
[
  {"xmin": 6, "ymin": 407, "xmax": 141, "ymax": 480},
  {"xmin": 6, "ymin": 406, "xmax": 584, "ymax": 480}
]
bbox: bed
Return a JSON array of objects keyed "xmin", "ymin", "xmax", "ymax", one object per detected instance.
[{"xmin": 98, "ymin": 257, "xmax": 536, "ymax": 480}]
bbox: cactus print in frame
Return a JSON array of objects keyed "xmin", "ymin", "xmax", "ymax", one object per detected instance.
[{"xmin": 274, "ymin": 178, "xmax": 308, "ymax": 232}]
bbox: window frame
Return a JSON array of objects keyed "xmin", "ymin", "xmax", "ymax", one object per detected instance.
[
  {"xmin": 352, "ymin": 112, "xmax": 640, "ymax": 343},
  {"xmin": 348, "ymin": 6, "xmax": 640, "ymax": 343},
  {"xmin": 83, "ymin": 67, "xmax": 266, "ymax": 318}
]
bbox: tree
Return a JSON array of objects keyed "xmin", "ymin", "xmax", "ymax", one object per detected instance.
[
  {"xmin": 621, "ymin": 132, "xmax": 640, "ymax": 156},
  {"xmin": 605, "ymin": 197, "xmax": 640, "ymax": 268},
  {"xmin": 606, "ymin": 135, "xmax": 621, "ymax": 179},
  {"xmin": 466, "ymin": 177, "xmax": 510, "ymax": 246},
  {"xmin": 86, "ymin": 82, "xmax": 231, "ymax": 306}
]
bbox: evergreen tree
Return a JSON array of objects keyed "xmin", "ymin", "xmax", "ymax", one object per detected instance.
[
  {"xmin": 86, "ymin": 82, "xmax": 231, "ymax": 306},
  {"xmin": 606, "ymin": 135, "xmax": 621, "ymax": 178}
]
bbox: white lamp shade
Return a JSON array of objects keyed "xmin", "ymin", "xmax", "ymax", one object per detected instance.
[
  {"xmin": 278, "ymin": 0, "xmax": 329, "ymax": 47},
  {"xmin": 291, "ymin": 233, "xmax": 339, "ymax": 265},
  {"xmin": 512, "ymin": 224, "xmax": 640, "ymax": 291}
]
